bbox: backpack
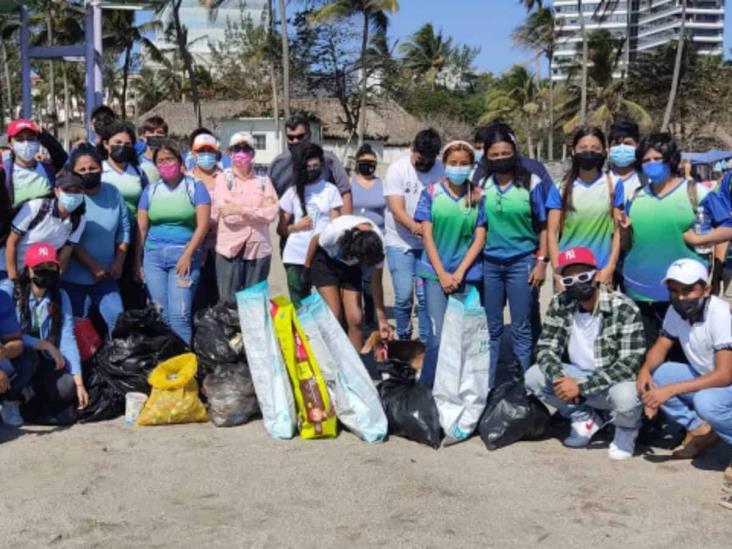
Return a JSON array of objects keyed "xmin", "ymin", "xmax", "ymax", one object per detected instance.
[
  {"xmin": 149, "ymin": 176, "xmax": 197, "ymax": 206},
  {"xmin": 224, "ymin": 168, "xmax": 266, "ymax": 192},
  {"xmin": 2, "ymin": 157, "xmax": 56, "ymax": 206},
  {"xmin": 0, "ymin": 196, "xmax": 83, "ymax": 250}
]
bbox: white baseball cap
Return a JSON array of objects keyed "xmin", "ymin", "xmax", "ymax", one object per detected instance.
[
  {"xmin": 191, "ymin": 134, "xmax": 219, "ymax": 152},
  {"xmin": 662, "ymin": 258, "xmax": 709, "ymax": 286},
  {"xmin": 229, "ymin": 132, "xmax": 255, "ymax": 149}
]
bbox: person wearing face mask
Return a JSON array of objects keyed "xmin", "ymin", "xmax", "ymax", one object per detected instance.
[
  {"xmin": 136, "ymin": 140, "xmax": 211, "ymax": 344},
  {"xmin": 189, "ymin": 132, "xmax": 223, "ymax": 311},
  {"xmin": 607, "ymin": 119, "xmax": 643, "ymax": 204},
  {"xmin": 384, "ymin": 128, "xmax": 445, "ymax": 343},
  {"xmin": 268, "ymin": 114, "xmax": 352, "ymax": 213},
  {"xmin": 137, "ymin": 116, "xmax": 169, "ymax": 185},
  {"xmin": 13, "ymin": 243, "xmax": 88, "ymax": 425},
  {"xmin": 278, "ymin": 143, "xmax": 343, "ymax": 308},
  {"xmin": 546, "ymin": 126, "xmax": 623, "ymax": 289},
  {"xmin": 213, "ymin": 132, "xmax": 278, "ymax": 303},
  {"xmin": 525, "ymin": 247, "xmax": 645, "ymax": 461},
  {"xmin": 1, "ymin": 173, "xmax": 86, "ymax": 297},
  {"xmin": 60, "ymin": 146, "xmax": 129, "ymax": 334},
  {"xmin": 2, "ymin": 119, "xmax": 67, "ymax": 208},
  {"xmin": 621, "ymin": 133, "xmax": 732, "ymax": 348},
  {"xmin": 350, "ymin": 143, "xmax": 385, "ymax": 328},
  {"xmin": 413, "ymin": 141, "xmax": 485, "ymax": 388},
  {"xmin": 636, "ymin": 259, "xmax": 732, "ymax": 507},
  {"xmin": 99, "ymin": 121, "xmax": 149, "ymax": 310},
  {"xmin": 0, "ymin": 288, "xmax": 32, "ymax": 427},
  {"xmin": 476, "ymin": 126, "xmax": 548, "ymax": 384}
]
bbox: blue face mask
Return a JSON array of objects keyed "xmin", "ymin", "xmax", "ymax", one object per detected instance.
[
  {"xmin": 445, "ymin": 166, "xmax": 472, "ymax": 186},
  {"xmin": 642, "ymin": 161, "xmax": 671, "ymax": 184},
  {"xmin": 609, "ymin": 144, "xmax": 636, "ymax": 168},
  {"xmin": 196, "ymin": 152, "xmax": 217, "ymax": 171},
  {"xmin": 58, "ymin": 191, "xmax": 84, "ymax": 213}
]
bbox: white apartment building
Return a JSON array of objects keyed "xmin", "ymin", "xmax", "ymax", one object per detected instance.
[{"xmin": 552, "ymin": 0, "xmax": 725, "ymax": 81}]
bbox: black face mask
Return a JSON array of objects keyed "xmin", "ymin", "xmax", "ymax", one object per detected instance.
[
  {"xmin": 566, "ymin": 281, "xmax": 597, "ymax": 301},
  {"xmin": 306, "ymin": 168, "xmax": 322, "ymax": 183},
  {"xmin": 671, "ymin": 296, "xmax": 707, "ymax": 321},
  {"xmin": 109, "ymin": 144, "xmax": 136, "ymax": 164},
  {"xmin": 574, "ymin": 151, "xmax": 605, "ymax": 171},
  {"xmin": 146, "ymin": 136, "xmax": 165, "ymax": 150},
  {"xmin": 357, "ymin": 162, "xmax": 376, "ymax": 177},
  {"xmin": 486, "ymin": 156, "xmax": 517, "ymax": 175},
  {"xmin": 79, "ymin": 172, "xmax": 101, "ymax": 190},
  {"xmin": 288, "ymin": 141, "xmax": 307, "ymax": 155},
  {"xmin": 31, "ymin": 268, "xmax": 60, "ymax": 290},
  {"xmin": 414, "ymin": 158, "xmax": 435, "ymax": 173}
]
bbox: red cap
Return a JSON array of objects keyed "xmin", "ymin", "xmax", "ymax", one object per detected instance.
[
  {"xmin": 557, "ymin": 247, "xmax": 597, "ymax": 274},
  {"xmin": 7, "ymin": 119, "xmax": 40, "ymax": 139},
  {"xmin": 24, "ymin": 243, "xmax": 59, "ymax": 269}
]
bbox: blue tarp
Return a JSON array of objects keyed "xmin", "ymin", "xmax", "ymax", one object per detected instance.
[{"xmin": 681, "ymin": 149, "xmax": 732, "ymax": 165}]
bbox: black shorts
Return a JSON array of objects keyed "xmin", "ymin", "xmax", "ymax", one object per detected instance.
[{"xmin": 310, "ymin": 247, "xmax": 361, "ymax": 291}]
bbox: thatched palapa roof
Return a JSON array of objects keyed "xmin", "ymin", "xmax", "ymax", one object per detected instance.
[{"xmin": 137, "ymin": 97, "xmax": 422, "ymax": 146}]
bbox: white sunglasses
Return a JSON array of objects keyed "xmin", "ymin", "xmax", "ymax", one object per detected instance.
[{"xmin": 561, "ymin": 269, "xmax": 596, "ymax": 287}]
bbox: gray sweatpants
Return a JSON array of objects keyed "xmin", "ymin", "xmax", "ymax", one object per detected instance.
[{"xmin": 215, "ymin": 253, "xmax": 271, "ymax": 303}]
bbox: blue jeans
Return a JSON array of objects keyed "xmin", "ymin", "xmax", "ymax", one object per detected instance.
[
  {"xmin": 421, "ymin": 278, "xmax": 477, "ymax": 388},
  {"xmin": 525, "ymin": 363, "xmax": 642, "ymax": 429},
  {"xmin": 62, "ymin": 279, "xmax": 124, "ymax": 335},
  {"xmin": 483, "ymin": 255, "xmax": 538, "ymax": 386},
  {"xmin": 143, "ymin": 244, "xmax": 201, "ymax": 344},
  {"xmin": 652, "ymin": 361, "xmax": 732, "ymax": 445},
  {"xmin": 385, "ymin": 247, "xmax": 429, "ymax": 342},
  {"xmin": 0, "ymin": 349, "xmax": 37, "ymax": 402}
]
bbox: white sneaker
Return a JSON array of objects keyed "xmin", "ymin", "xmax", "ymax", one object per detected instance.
[
  {"xmin": 608, "ymin": 426, "xmax": 639, "ymax": 461},
  {"xmin": 564, "ymin": 413, "xmax": 601, "ymax": 448},
  {"xmin": 0, "ymin": 401, "xmax": 24, "ymax": 427}
]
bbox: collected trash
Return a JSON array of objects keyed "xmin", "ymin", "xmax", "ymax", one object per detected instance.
[
  {"xmin": 298, "ymin": 293, "xmax": 387, "ymax": 443},
  {"xmin": 137, "ymin": 353, "xmax": 209, "ymax": 426},
  {"xmin": 74, "ymin": 317, "xmax": 102, "ymax": 362},
  {"xmin": 124, "ymin": 392, "xmax": 147, "ymax": 425},
  {"xmin": 433, "ymin": 287, "xmax": 491, "ymax": 445},
  {"xmin": 202, "ymin": 365, "xmax": 259, "ymax": 427},
  {"xmin": 193, "ymin": 302, "xmax": 245, "ymax": 376},
  {"xmin": 378, "ymin": 360, "xmax": 442, "ymax": 448}
]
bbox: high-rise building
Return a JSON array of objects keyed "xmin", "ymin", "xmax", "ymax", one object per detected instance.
[
  {"xmin": 552, "ymin": 0, "xmax": 725, "ymax": 81},
  {"xmin": 152, "ymin": 0, "xmax": 268, "ymax": 63}
]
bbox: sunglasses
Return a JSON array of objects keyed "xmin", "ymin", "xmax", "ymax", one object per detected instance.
[
  {"xmin": 286, "ymin": 132, "xmax": 308, "ymax": 143},
  {"xmin": 561, "ymin": 270, "xmax": 596, "ymax": 287},
  {"xmin": 230, "ymin": 144, "xmax": 253, "ymax": 153}
]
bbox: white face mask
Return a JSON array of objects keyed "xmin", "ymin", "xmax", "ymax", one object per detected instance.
[{"xmin": 12, "ymin": 140, "xmax": 40, "ymax": 162}]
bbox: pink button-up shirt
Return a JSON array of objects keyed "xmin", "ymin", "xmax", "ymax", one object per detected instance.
[{"xmin": 212, "ymin": 170, "xmax": 278, "ymax": 260}]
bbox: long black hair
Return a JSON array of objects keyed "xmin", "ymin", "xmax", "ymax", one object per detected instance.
[
  {"xmin": 636, "ymin": 132, "xmax": 681, "ymax": 176},
  {"xmin": 561, "ymin": 126, "xmax": 607, "ymax": 213},
  {"xmin": 68, "ymin": 143, "xmax": 103, "ymax": 173},
  {"xmin": 339, "ymin": 228, "xmax": 384, "ymax": 266},
  {"xmin": 14, "ymin": 266, "xmax": 62, "ymax": 347},
  {"xmin": 293, "ymin": 143, "xmax": 324, "ymax": 216},
  {"xmin": 481, "ymin": 123, "xmax": 532, "ymax": 190},
  {"xmin": 98, "ymin": 121, "xmax": 137, "ymax": 165}
]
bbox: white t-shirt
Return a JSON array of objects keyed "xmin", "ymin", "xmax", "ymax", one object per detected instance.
[
  {"xmin": 609, "ymin": 170, "xmax": 642, "ymax": 205},
  {"xmin": 0, "ymin": 198, "xmax": 86, "ymax": 272},
  {"xmin": 319, "ymin": 214, "xmax": 384, "ymax": 266},
  {"xmin": 662, "ymin": 296, "xmax": 732, "ymax": 375},
  {"xmin": 279, "ymin": 180, "xmax": 343, "ymax": 265},
  {"xmin": 383, "ymin": 155, "xmax": 444, "ymax": 251},
  {"xmin": 568, "ymin": 310, "xmax": 602, "ymax": 373}
]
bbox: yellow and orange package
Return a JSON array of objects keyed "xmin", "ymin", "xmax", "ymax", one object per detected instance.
[
  {"xmin": 270, "ymin": 296, "xmax": 337, "ymax": 439},
  {"xmin": 137, "ymin": 353, "xmax": 209, "ymax": 426}
]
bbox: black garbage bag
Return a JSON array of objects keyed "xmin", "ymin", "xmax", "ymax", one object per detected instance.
[
  {"xmin": 378, "ymin": 360, "xmax": 442, "ymax": 448},
  {"xmin": 193, "ymin": 302, "xmax": 244, "ymax": 370},
  {"xmin": 478, "ymin": 367, "xmax": 551, "ymax": 451},
  {"xmin": 79, "ymin": 307, "xmax": 189, "ymax": 423},
  {"xmin": 202, "ymin": 363, "xmax": 259, "ymax": 427}
]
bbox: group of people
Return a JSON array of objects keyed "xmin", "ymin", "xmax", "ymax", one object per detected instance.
[{"xmin": 0, "ymin": 110, "xmax": 731, "ymax": 507}]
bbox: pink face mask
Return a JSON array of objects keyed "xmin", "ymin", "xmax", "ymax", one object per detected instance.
[
  {"xmin": 232, "ymin": 151, "xmax": 254, "ymax": 168},
  {"xmin": 158, "ymin": 161, "xmax": 181, "ymax": 181}
]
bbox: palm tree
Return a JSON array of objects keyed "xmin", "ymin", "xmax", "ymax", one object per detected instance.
[
  {"xmin": 662, "ymin": 0, "xmax": 686, "ymax": 132},
  {"xmin": 513, "ymin": 6, "xmax": 559, "ymax": 160},
  {"xmin": 311, "ymin": 0, "xmax": 399, "ymax": 146},
  {"xmin": 400, "ymin": 23, "xmax": 453, "ymax": 91}
]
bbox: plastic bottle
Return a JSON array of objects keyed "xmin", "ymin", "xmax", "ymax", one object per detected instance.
[{"xmin": 694, "ymin": 206, "xmax": 713, "ymax": 255}]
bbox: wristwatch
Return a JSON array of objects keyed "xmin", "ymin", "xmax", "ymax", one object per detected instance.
[{"xmin": 536, "ymin": 255, "xmax": 550, "ymax": 263}]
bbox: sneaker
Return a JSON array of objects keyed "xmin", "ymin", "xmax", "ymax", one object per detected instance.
[
  {"xmin": 564, "ymin": 413, "xmax": 601, "ymax": 448},
  {"xmin": 720, "ymin": 493, "xmax": 732, "ymax": 511},
  {"xmin": 608, "ymin": 427, "xmax": 639, "ymax": 460},
  {"xmin": 671, "ymin": 422, "xmax": 720, "ymax": 459},
  {"xmin": 0, "ymin": 401, "xmax": 24, "ymax": 427}
]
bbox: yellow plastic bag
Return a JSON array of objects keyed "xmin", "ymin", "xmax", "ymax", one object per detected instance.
[
  {"xmin": 271, "ymin": 296, "xmax": 337, "ymax": 439},
  {"xmin": 137, "ymin": 353, "xmax": 209, "ymax": 426}
]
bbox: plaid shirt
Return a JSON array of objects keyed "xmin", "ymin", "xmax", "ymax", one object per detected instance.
[{"xmin": 536, "ymin": 285, "xmax": 645, "ymax": 395}]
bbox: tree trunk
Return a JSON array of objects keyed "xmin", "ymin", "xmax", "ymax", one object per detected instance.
[
  {"xmin": 0, "ymin": 38, "xmax": 11, "ymax": 122},
  {"xmin": 46, "ymin": 14, "xmax": 57, "ymax": 136},
  {"xmin": 267, "ymin": 0, "xmax": 280, "ymax": 138},
  {"xmin": 525, "ymin": 118, "xmax": 535, "ymax": 159},
  {"xmin": 547, "ymin": 52, "xmax": 554, "ymax": 161},
  {"xmin": 662, "ymin": 0, "xmax": 686, "ymax": 132},
  {"xmin": 357, "ymin": 11, "xmax": 369, "ymax": 147},
  {"xmin": 578, "ymin": 0, "xmax": 588, "ymax": 126},
  {"xmin": 278, "ymin": 0, "xmax": 290, "ymax": 121},
  {"xmin": 62, "ymin": 61, "xmax": 70, "ymax": 150},
  {"xmin": 121, "ymin": 44, "xmax": 132, "ymax": 121},
  {"xmin": 172, "ymin": 0, "xmax": 201, "ymax": 126}
]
